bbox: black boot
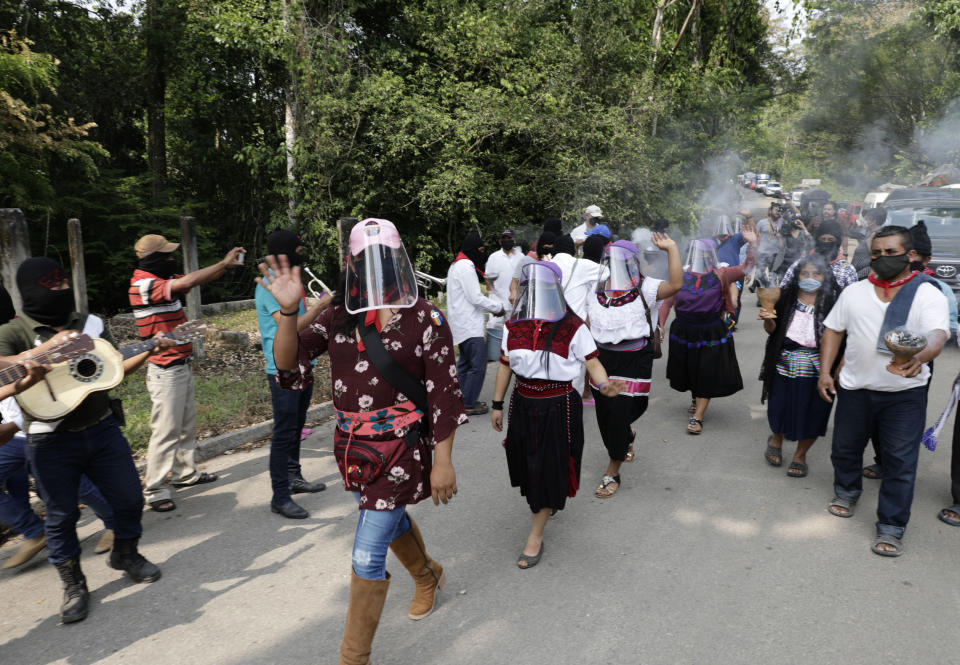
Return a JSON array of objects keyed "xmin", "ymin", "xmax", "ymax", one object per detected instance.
[
  {"xmin": 109, "ymin": 537, "xmax": 162, "ymax": 583},
  {"xmin": 55, "ymin": 558, "xmax": 90, "ymax": 624}
]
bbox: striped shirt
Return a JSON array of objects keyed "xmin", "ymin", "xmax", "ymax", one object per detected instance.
[{"xmin": 128, "ymin": 268, "xmax": 192, "ymax": 366}]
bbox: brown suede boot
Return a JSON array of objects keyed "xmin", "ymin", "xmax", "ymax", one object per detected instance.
[
  {"xmin": 1, "ymin": 535, "xmax": 46, "ymax": 569},
  {"xmin": 340, "ymin": 572, "xmax": 390, "ymax": 665},
  {"xmin": 389, "ymin": 517, "xmax": 445, "ymax": 620}
]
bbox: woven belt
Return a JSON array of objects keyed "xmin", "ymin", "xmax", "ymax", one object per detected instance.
[
  {"xmin": 335, "ymin": 400, "xmax": 423, "ymax": 437},
  {"xmin": 516, "ymin": 377, "xmax": 573, "ymax": 399}
]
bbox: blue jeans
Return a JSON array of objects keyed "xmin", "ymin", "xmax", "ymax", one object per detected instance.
[
  {"xmin": 0, "ymin": 438, "xmax": 114, "ymax": 540},
  {"xmin": 351, "ymin": 493, "xmax": 411, "ymax": 580},
  {"xmin": 267, "ymin": 373, "xmax": 313, "ymax": 505},
  {"xmin": 831, "ymin": 387, "xmax": 926, "ymax": 539},
  {"xmin": 26, "ymin": 418, "xmax": 143, "ymax": 563},
  {"xmin": 456, "ymin": 336, "xmax": 487, "ymax": 408}
]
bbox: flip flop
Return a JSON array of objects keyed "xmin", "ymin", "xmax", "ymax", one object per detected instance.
[
  {"xmin": 764, "ymin": 438, "xmax": 783, "ymax": 467},
  {"xmin": 787, "ymin": 461, "xmax": 808, "ymax": 478},
  {"xmin": 862, "ymin": 464, "xmax": 882, "ymax": 480},
  {"xmin": 149, "ymin": 499, "xmax": 176, "ymax": 512},
  {"xmin": 517, "ymin": 542, "xmax": 544, "ymax": 569},
  {"xmin": 937, "ymin": 506, "xmax": 960, "ymax": 527},
  {"xmin": 871, "ymin": 533, "xmax": 904, "ymax": 557},
  {"xmin": 624, "ymin": 429, "xmax": 637, "ymax": 462},
  {"xmin": 687, "ymin": 417, "xmax": 703, "ymax": 435},
  {"xmin": 595, "ymin": 474, "xmax": 621, "ymax": 498},
  {"xmin": 171, "ymin": 471, "xmax": 218, "ymax": 488},
  {"xmin": 828, "ymin": 496, "xmax": 855, "ymax": 518}
]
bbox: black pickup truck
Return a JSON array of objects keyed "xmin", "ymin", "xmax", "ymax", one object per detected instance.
[{"xmin": 883, "ymin": 188, "xmax": 960, "ymax": 295}]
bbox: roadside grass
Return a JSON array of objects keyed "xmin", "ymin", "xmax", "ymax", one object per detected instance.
[{"xmin": 114, "ymin": 306, "xmax": 330, "ymax": 456}]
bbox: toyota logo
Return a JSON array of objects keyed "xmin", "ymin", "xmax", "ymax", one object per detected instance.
[{"xmin": 936, "ymin": 265, "xmax": 958, "ymax": 278}]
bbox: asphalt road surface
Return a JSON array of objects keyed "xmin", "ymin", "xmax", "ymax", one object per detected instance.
[{"xmin": 3, "ymin": 252, "xmax": 960, "ymax": 664}]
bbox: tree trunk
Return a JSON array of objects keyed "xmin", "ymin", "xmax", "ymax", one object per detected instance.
[{"xmin": 145, "ymin": 0, "xmax": 167, "ymax": 205}]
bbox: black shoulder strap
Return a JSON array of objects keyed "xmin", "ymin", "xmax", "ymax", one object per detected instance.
[{"xmin": 358, "ymin": 321, "xmax": 428, "ymax": 415}]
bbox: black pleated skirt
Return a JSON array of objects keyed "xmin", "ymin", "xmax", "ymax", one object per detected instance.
[
  {"xmin": 504, "ymin": 390, "xmax": 584, "ymax": 513},
  {"xmin": 666, "ymin": 316, "xmax": 743, "ymax": 398}
]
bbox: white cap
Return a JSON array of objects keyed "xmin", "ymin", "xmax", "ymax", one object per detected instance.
[{"xmin": 585, "ymin": 205, "xmax": 603, "ymax": 218}]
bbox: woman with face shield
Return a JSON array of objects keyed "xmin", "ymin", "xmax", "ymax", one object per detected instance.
[
  {"xmin": 584, "ymin": 236, "xmax": 682, "ymax": 498},
  {"xmin": 666, "ymin": 228, "xmax": 758, "ymax": 434},
  {"xmin": 259, "ymin": 218, "xmax": 466, "ymax": 665},
  {"xmin": 490, "ymin": 262, "xmax": 623, "ymax": 568}
]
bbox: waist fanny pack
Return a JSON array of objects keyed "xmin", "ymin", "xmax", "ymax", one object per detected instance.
[{"xmin": 333, "ymin": 321, "xmax": 430, "ymax": 489}]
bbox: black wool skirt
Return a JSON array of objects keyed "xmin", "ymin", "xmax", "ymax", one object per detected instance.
[
  {"xmin": 505, "ymin": 388, "xmax": 584, "ymax": 513},
  {"xmin": 666, "ymin": 315, "xmax": 743, "ymax": 398}
]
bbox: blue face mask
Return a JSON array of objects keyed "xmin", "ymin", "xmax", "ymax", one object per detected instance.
[{"xmin": 798, "ymin": 277, "xmax": 822, "ymax": 292}]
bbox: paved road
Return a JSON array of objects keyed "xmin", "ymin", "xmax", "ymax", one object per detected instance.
[{"xmin": 3, "ymin": 255, "xmax": 960, "ymax": 663}]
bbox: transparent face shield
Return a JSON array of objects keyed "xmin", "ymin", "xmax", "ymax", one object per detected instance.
[
  {"xmin": 598, "ymin": 244, "xmax": 642, "ymax": 295},
  {"xmin": 509, "ymin": 262, "xmax": 567, "ymax": 323},
  {"xmin": 685, "ymin": 239, "xmax": 719, "ymax": 274},
  {"xmin": 714, "ymin": 214, "xmax": 735, "ymax": 238},
  {"xmin": 344, "ymin": 219, "xmax": 419, "ymax": 314}
]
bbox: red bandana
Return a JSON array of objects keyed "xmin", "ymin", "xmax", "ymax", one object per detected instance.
[
  {"xmin": 356, "ymin": 310, "xmax": 383, "ymax": 352},
  {"xmin": 868, "ymin": 270, "xmax": 919, "ymax": 298},
  {"xmin": 453, "ymin": 252, "xmax": 485, "ymax": 279}
]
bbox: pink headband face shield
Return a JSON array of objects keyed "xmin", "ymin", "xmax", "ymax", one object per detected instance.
[
  {"xmin": 509, "ymin": 261, "xmax": 567, "ymax": 323},
  {"xmin": 598, "ymin": 243, "xmax": 642, "ymax": 295},
  {"xmin": 344, "ymin": 218, "xmax": 419, "ymax": 314}
]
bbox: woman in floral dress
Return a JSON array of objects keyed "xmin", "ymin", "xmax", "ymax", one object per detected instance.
[{"xmin": 259, "ymin": 218, "xmax": 466, "ymax": 665}]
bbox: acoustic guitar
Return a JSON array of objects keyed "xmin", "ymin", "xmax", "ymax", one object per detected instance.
[
  {"xmin": 0, "ymin": 333, "xmax": 96, "ymax": 393},
  {"xmin": 16, "ymin": 320, "xmax": 208, "ymax": 421}
]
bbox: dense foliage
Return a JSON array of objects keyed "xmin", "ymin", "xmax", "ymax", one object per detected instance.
[{"xmin": 2, "ymin": 1, "xmax": 958, "ymax": 311}]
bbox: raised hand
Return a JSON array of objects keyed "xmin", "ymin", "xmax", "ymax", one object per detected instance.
[
  {"xmin": 651, "ymin": 232, "xmax": 677, "ymax": 251},
  {"xmin": 223, "ymin": 247, "xmax": 247, "ymax": 267},
  {"xmin": 256, "ymin": 255, "xmax": 303, "ymax": 312},
  {"xmin": 741, "ymin": 226, "xmax": 758, "ymax": 245}
]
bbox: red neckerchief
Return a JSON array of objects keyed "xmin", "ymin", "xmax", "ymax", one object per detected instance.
[
  {"xmin": 923, "ymin": 267, "xmax": 935, "ymax": 276},
  {"xmin": 356, "ymin": 310, "xmax": 383, "ymax": 352},
  {"xmin": 453, "ymin": 251, "xmax": 485, "ymax": 279},
  {"xmin": 868, "ymin": 270, "xmax": 919, "ymax": 298}
]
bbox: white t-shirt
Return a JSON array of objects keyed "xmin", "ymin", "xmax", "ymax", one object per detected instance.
[
  {"xmin": 501, "ymin": 320, "xmax": 598, "ymax": 382},
  {"xmin": 823, "ymin": 279, "xmax": 950, "ymax": 392},
  {"xmin": 484, "ymin": 248, "xmax": 524, "ymax": 329},
  {"xmin": 586, "ymin": 277, "xmax": 663, "ymax": 344},
  {"xmin": 551, "ymin": 253, "xmax": 610, "ymax": 321},
  {"xmin": 0, "ymin": 396, "xmax": 25, "ymax": 441}
]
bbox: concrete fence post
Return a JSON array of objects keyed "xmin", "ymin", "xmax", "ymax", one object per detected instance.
[
  {"xmin": 67, "ymin": 218, "xmax": 89, "ymax": 314},
  {"xmin": 0, "ymin": 209, "xmax": 31, "ymax": 311},
  {"xmin": 180, "ymin": 215, "xmax": 204, "ymax": 360}
]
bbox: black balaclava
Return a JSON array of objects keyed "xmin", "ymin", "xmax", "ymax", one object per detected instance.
[
  {"xmin": 555, "ymin": 234, "xmax": 575, "ymax": 257},
  {"xmin": 536, "ymin": 232, "xmax": 556, "ymax": 259},
  {"xmin": 909, "ymin": 220, "xmax": 932, "ymax": 271},
  {"xmin": 461, "ymin": 230, "xmax": 486, "ymax": 267},
  {"xmin": 139, "ymin": 251, "xmax": 178, "ymax": 279},
  {"xmin": 815, "ymin": 220, "xmax": 844, "ymax": 259},
  {"xmin": 268, "ymin": 229, "xmax": 306, "ymax": 266},
  {"xmin": 583, "ymin": 234, "xmax": 607, "ymax": 263},
  {"xmin": 0, "ymin": 283, "xmax": 15, "ymax": 325},
  {"xmin": 16, "ymin": 258, "xmax": 74, "ymax": 327},
  {"xmin": 543, "ymin": 217, "xmax": 563, "ymax": 235}
]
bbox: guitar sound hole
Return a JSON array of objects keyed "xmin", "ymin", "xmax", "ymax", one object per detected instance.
[{"xmin": 75, "ymin": 358, "xmax": 98, "ymax": 378}]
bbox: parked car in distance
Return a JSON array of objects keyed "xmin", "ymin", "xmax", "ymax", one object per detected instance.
[
  {"xmin": 765, "ymin": 181, "xmax": 783, "ymax": 197},
  {"xmin": 864, "ymin": 191, "xmax": 889, "ymax": 208},
  {"xmin": 756, "ymin": 178, "xmax": 769, "ymax": 194},
  {"xmin": 790, "ymin": 186, "xmax": 810, "ymax": 207}
]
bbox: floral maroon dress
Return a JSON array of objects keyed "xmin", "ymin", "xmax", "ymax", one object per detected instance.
[{"xmin": 278, "ymin": 299, "xmax": 468, "ymax": 510}]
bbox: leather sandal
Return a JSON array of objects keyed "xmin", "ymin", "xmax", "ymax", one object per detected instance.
[
  {"xmin": 149, "ymin": 499, "xmax": 176, "ymax": 512},
  {"xmin": 687, "ymin": 417, "xmax": 703, "ymax": 435},
  {"xmin": 828, "ymin": 496, "xmax": 855, "ymax": 518},
  {"xmin": 595, "ymin": 474, "xmax": 621, "ymax": 499},
  {"xmin": 624, "ymin": 429, "xmax": 637, "ymax": 463}
]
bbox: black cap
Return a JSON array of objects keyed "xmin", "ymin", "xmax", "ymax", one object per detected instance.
[{"xmin": 500, "ymin": 228, "xmax": 516, "ymax": 238}]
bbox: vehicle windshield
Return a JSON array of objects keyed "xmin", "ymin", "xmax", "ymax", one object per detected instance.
[{"xmin": 885, "ymin": 206, "xmax": 960, "ymax": 235}]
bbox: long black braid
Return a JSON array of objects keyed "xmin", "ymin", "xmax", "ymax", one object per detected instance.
[{"xmin": 759, "ymin": 254, "xmax": 840, "ymax": 403}]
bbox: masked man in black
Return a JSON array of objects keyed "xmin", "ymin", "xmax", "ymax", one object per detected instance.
[{"xmin": 0, "ymin": 258, "xmax": 176, "ymax": 623}]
